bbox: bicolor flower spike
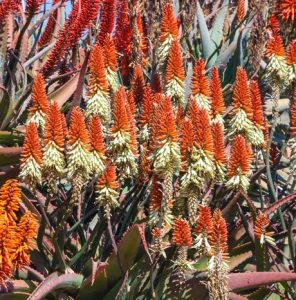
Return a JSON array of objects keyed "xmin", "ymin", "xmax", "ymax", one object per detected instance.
[
  {"xmin": 191, "ymin": 59, "xmax": 211, "ymax": 113},
  {"xmin": 19, "ymin": 123, "xmax": 43, "ymax": 188},
  {"xmin": 0, "ymin": 180, "xmax": 21, "ymax": 223},
  {"xmin": 165, "ymin": 40, "xmax": 185, "ymax": 107},
  {"xmin": 95, "ymin": 164, "xmax": 119, "ymax": 208},
  {"xmin": 210, "ymin": 67, "xmax": 225, "ymax": 125},
  {"xmin": 228, "ymin": 68, "xmax": 254, "ymax": 139},
  {"xmin": 27, "ymin": 73, "xmax": 49, "ymax": 129},
  {"xmin": 86, "ymin": 43, "xmax": 110, "ymax": 123},
  {"xmin": 157, "ymin": 3, "xmax": 179, "ymax": 67},
  {"xmin": 254, "ymin": 212, "xmax": 274, "ymax": 245},
  {"xmin": 88, "ymin": 116, "xmax": 106, "ymax": 175},
  {"xmin": 226, "ymin": 135, "xmax": 252, "ymax": 191},
  {"xmin": 67, "ymin": 108, "xmax": 91, "ymax": 180}
]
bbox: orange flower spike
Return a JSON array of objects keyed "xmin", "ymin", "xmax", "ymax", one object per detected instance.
[
  {"xmin": 210, "ymin": 209, "xmax": 228, "ymax": 254},
  {"xmin": 126, "ymin": 91, "xmax": 137, "ymax": 118},
  {"xmin": 232, "ymin": 68, "xmax": 253, "ymax": 118},
  {"xmin": 165, "ymin": 40, "xmax": 185, "ymax": 105},
  {"xmin": 172, "ymin": 218, "xmax": 192, "ymax": 247},
  {"xmin": 125, "ymin": 99, "xmax": 138, "ymax": 157},
  {"xmin": 254, "ymin": 213, "xmax": 274, "ymax": 245},
  {"xmin": 290, "ymin": 91, "xmax": 296, "ymax": 136},
  {"xmin": 236, "ymin": 0, "xmax": 245, "ymax": 23},
  {"xmin": 287, "ymin": 40, "xmax": 296, "ymax": 66},
  {"xmin": 68, "ymin": 108, "xmax": 90, "ymax": 148},
  {"xmin": 136, "ymin": 14, "xmax": 147, "ymax": 58},
  {"xmin": 192, "ymin": 59, "xmax": 210, "ymax": 97},
  {"xmin": 103, "ymin": 34, "xmax": 118, "ymax": 72},
  {"xmin": 89, "ymin": 116, "xmax": 106, "ymax": 156},
  {"xmin": 44, "ymin": 102, "xmax": 65, "ymax": 149},
  {"xmin": 149, "ymin": 177, "xmax": 162, "ymax": 212},
  {"xmin": 0, "ymin": 180, "xmax": 21, "ymax": 222},
  {"xmin": 112, "ymin": 87, "xmax": 130, "ymax": 133},
  {"xmin": 139, "ymin": 86, "xmax": 155, "ymax": 128},
  {"xmin": 250, "ymin": 80, "xmax": 264, "ymax": 128},
  {"xmin": 212, "ymin": 123, "xmax": 227, "ymax": 166},
  {"xmin": 12, "ymin": 211, "xmax": 38, "ymax": 269},
  {"xmin": 195, "ymin": 206, "xmax": 213, "ymax": 236},
  {"xmin": 265, "ymin": 34, "xmax": 286, "ymax": 58},
  {"xmin": 226, "ymin": 135, "xmax": 252, "ymax": 191},
  {"xmin": 279, "ymin": 0, "xmax": 296, "ymax": 21},
  {"xmin": 28, "ymin": 73, "xmax": 48, "ymax": 128},
  {"xmin": 159, "ymin": 3, "xmax": 179, "ymax": 44},
  {"xmin": 132, "ymin": 64, "xmax": 145, "ymax": 104},
  {"xmin": 19, "ymin": 123, "xmax": 42, "ymax": 187},
  {"xmin": 96, "ymin": 164, "xmax": 119, "ymax": 208},
  {"xmin": 151, "ymin": 73, "xmax": 163, "ymax": 93},
  {"xmin": 180, "ymin": 118, "xmax": 194, "ymax": 167},
  {"xmin": 210, "ymin": 66, "xmax": 225, "ymax": 122}
]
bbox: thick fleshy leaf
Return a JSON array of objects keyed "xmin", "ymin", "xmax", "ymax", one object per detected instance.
[{"xmin": 0, "ymin": 147, "xmax": 22, "ymax": 167}]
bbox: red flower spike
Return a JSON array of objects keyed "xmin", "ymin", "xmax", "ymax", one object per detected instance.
[
  {"xmin": 195, "ymin": 206, "xmax": 213, "ymax": 236},
  {"xmin": 290, "ymin": 90, "xmax": 296, "ymax": 136},
  {"xmin": 97, "ymin": 164, "xmax": 119, "ymax": 190},
  {"xmin": 0, "ymin": 180, "xmax": 21, "ymax": 223},
  {"xmin": 151, "ymin": 227, "xmax": 162, "ymax": 238},
  {"xmin": 89, "ymin": 116, "xmax": 106, "ymax": 156},
  {"xmin": 209, "ymin": 209, "xmax": 228, "ymax": 254},
  {"xmin": 30, "ymin": 73, "xmax": 48, "ymax": 115},
  {"xmin": 231, "ymin": 68, "xmax": 253, "ymax": 118},
  {"xmin": 191, "ymin": 59, "xmax": 210, "ymax": 97},
  {"xmin": 151, "ymin": 73, "xmax": 163, "ymax": 93},
  {"xmin": 180, "ymin": 118, "xmax": 195, "ymax": 164},
  {"xmin": 175, "ymin": 105, "xmax": 185, "ymax": 127},
  {"xmin": 212, "ymin": 123, "xmax": 227, "ymax": 166},
  {"xmin": 0, "ymin": 0, "xmax": 18, "ymax": 24},
  {"xmin": 227, "ymin": 135, "xmax": 252, "ymax": 177},
  {"xmin": 21, "ymin": 123, "xmax": 42, "ymax": 166},
  {"xmin": 38, "ymin": 0, "xmax": 59, "ymax": 48},
  {"xmin": 250, "ymin": 80, "xmax": 265, "ymax": 128},
  {"xmin": 25, "ymin": 0, "xmax": 43, "ymax": 15},
  {"xmin": 155, "ymin": 97, "xmax": 178, "ymax": 144},
  {"xmin": 237, "ymin": 0, "xmax": 245, "ymax": 23},
  {"xmin": 172, "ymin": 218, "xmax": 192, "ymax": 247},
  {"xmin": 98, "ymin": 0, "xmax": 116, "ymax": 45},
  {"xmin": 112, "ymin": 87, "xmax": 130, "ymax": 133},
  {"xmin": 68, "ymin": 108, "xmax": 90, "ymax": 149},
  {"xmin": 210, "ymin": 66, "xmax": 225, "ymax": 117},
  {"xmin": 189, "ymin": 102, "xmax": 214, "ymax": 153},
  {"xmin": 132, "ymin": 64, "xmax": 145, "ymax": 104},
  {"xmin": 287, "ymin": 40, "xmax": 296, "ymax": 66},
  {"xmin": 136, "ymin": 14, "xmax": 147, "ymax": 57},
  {"xmin": 103, "ymin": 34, "xmax": 118, "ymax": 72},
  {"xmin": 166, "ymin": 39, "xmax": 185, "ymax": 83},
  {"xmin": 139, "ymin": 86, "xmax": 155, "ymax": 127},
  {"xmin": 44, "ymin": 102, "xmax": 65, "ymax": 149},
  {"xmin": 88, "ymin": 43, "xmax": 108, "ymax": 97},
  {"xmin": 159, "ymin": 3, "xmax": 179, "ymax": 43},
  {"xmin": 125, "ymin": 99, "xmax": 138, "ymax": 156},
  {"xmin": 268, "ymin": 15, "xmax": 281, "ymax": 35},
  {"xmin": 265, "ymin": 34, "xmax": 286, "ymax": 58},
  {"xmin": 279, "ymin": 0, "xmax": 296, "ymax": 21},
  {"xmin": 127, "ymin": 91, "xmax": 137, "ymax": 118},
  {"xmin": 149, "ymin": 177, "xmax": 163, "ymax": 212}
]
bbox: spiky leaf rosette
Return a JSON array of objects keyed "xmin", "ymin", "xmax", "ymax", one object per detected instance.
[
  {"xmin": 210, "ymin": 67, "xmax": 225, "ymax": 125},
  {"xmin": 212, "ymin": 123, "xmax": 227, "ymax": 181},
  {"xmin": 43, "ymin": 102, "xmax": 65, "ymax": 181},
  {"xmin": 157, "ymin": 3, "xmax": 179, "ymax": 67},
  {"xmin": 67, "ymin": 108, "xmax": 91, "ymax": 180},
  {"xmin": 12, "ymin": 211, "xmax": 38, "ymax": 269},
  {"xmin": 289, "ymin": 91, "xmax": 296, "ymax": 175},
  {"xmin": 165, "ymin": 40, "xmax": 185, "ymax": 107},
  {"xmin": 194, "ymin": 206, "xmax": 213, "ymax": 253},
  {"xmin": 152, "ymin": 97, "xmax": 180, "ymax": 176},
  {"xmin": 103, "ymin": 34, "xmax": 119, "ymax": 91},
  {"xmin": 248, "ymin": 80, "xmax": 265, "ymax": 147},
  {"xmin": 208, "ymin": 209, "xmax": 229, "ymax": 300},
  {"xmin": 191, "ymin": 59, "xmax": 211, "ymax": 112},
  {"xmin": 226, "ymin": 135, "xmax": 252, "ymax": 191},
  {"xmin": 228, "ymin": 68, "xmax": 254, "ymax": 139},
  {"xmin": 19, "ymin": 123, "xmax": 43, "ymax": 188},
  {"xmin": 108, "ymin": 87, "xmax": 138, "ymax": 178},
  {"xmin": 265, "ymin": 34, "xmax": 294, "ymax": 84},
  {"xmin": 86, "ymin": 43, "xmax": 110, "ymax": 123},
  {"xmin": 0, "ymin": 180, "xmax": 21, "ymax": 223},
  {"xmin": 27, "ymin": 73, "xmax": 49, "ymax": 129},
  {"xmin": 95, "ymin": 164, "xmax": 119, "ymax": 208},
  {"xmin": 89, "ymin": 116, "xmax": 106, "ymax": 175}
]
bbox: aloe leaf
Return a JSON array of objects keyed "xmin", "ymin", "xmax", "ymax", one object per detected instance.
[
  {"xmin": 0, "ymin": 293, "xmax": 31, "ymax": 300},
  {"xmin": 228, "ymin": 251, "xmax": 252, "ymax": 271},
  {"xmin": 210, "ymin": 0, "xmax": 229, "ymax": 46},
  {"xmin": 0, "ymin": 147, "xmax": 22, "ymax": 167},
  {"xmin": 0, "ymin": 85, "xmax": 11, "ymax": 130},
  {"xmin": 27, "ymin": 273, "xmax": 83, "ymax": 300},
  {"xmin": 229, "ymin": 292, "xmax": 248, "ymax": 300},
  {"xmin": 228, "ymin": 272, "xmax": 296, "ymax": 292},
  {"xmin": 77, "ymin": 224, "xmax": 147, "ymax": 299},
  {"xmin": 263, "ymin": 192, "xmax": 296, "ymax": 215},
  {"xmin": 196, "ymin": 1, "xmax": 217, "ymax": 67}
]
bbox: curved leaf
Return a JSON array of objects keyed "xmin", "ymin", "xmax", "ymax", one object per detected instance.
[{"xmin": 228, "ymin": 272, "xmax": 296, "ymax": 292}]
